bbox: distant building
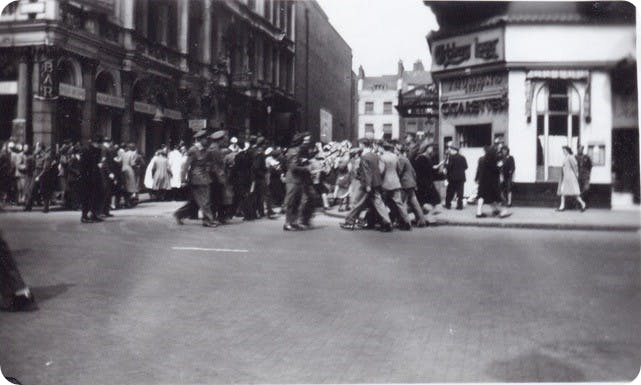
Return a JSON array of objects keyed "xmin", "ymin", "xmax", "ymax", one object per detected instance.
[
  {"xmin": 357, "ymin": 59, "xmax": 433, "ymax": 140},
  {"xmin": 425, "ymin": 0, "xmax": 637, "ymax": 208},
  {"xmin": 294, "ymin": 0, "xmax": 354, "ymax": 143}
]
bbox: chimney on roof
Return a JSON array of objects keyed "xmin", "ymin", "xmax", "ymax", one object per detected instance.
[
  {"xmin": 358, "ymin": 65, "xmax": 365, "ymax": 79},
  {"xmin": 397, "ymin": 60, "xmax": 404, "ymax": 76},
  {"xmin": 413, "ymin": 60, "xmax": 425, "ymax": 72}
]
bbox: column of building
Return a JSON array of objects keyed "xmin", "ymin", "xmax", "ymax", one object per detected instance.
[
  {"xmin": 121, "ymin": 0, "xmax": 135, "ymax": 142},
  {"xmin": 12, "ymin": 48, "xmax": 31, "ymax": 144}
]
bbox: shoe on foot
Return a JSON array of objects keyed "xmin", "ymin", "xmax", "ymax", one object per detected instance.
[
  {"xmin": 173, "ymin": 214, "xmax": 184, "ymax": 225},
  {"xmin": 499, "ymin": 211, "xmax": 512, "ymax": 218},
  {"xmin": 283, "ymin": 223, "xmax": 298, "ymax": 231},
  {"xmin": 339, "ymin": 222, "xmax": 356, "ymax": 230},
  {"xmin": 476, "ymin": 213, "xmax": 487, "ymax": 218},
  {"xmin": 379, "ymin": 223, "xmax": 393, "ymax": 232}
]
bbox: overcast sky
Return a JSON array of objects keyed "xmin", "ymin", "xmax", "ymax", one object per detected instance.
[{"xmin": 315, "ymin": 0, "xmax": 440, "ymax": 76}]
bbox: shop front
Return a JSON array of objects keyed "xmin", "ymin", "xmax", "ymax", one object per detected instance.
[
  {"xmin": 429, "ymin": 18, "xmax": 636, "ymax": 208},
  {"xmin": 439, "ymin": 71, "xmax": 509, "ymax": 198}
]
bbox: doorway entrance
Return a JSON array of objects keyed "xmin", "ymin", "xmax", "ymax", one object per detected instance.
[
  {"xmin": 612, "ymin": 128, "xmax": 640, "ymax": 207},
  {"xmin": 456, "ymin": 123, "xmax": 492, "ymax": 199}
]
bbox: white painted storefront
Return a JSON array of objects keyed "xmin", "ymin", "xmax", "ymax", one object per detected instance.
[{"xmin": 430, "ymin": 21, "xmax": 636, "ymax": 206}]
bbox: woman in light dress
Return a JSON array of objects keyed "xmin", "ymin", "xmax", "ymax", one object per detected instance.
[{"xmin": 556, "ymin": 146, "xmax": 587, "ymax": 212}]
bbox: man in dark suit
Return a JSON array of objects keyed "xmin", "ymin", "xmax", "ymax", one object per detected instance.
[
  {"xmin": 282, "ymin": 133, "xmax": 306, "ymax": 231},
  {"xmin": 340, "ymin": 138, "xmax": 392, "ymax": 232},
  {"xmin": 79, "ymin": 137, "xmax": 103, "ymax": 223},
  {"xmin": 173, "ymin": 130, "xmax": 216, "ymax": 227},
  {"xmin": 445, "ymin": 145, "xmax": 467, "ymax": 210}
]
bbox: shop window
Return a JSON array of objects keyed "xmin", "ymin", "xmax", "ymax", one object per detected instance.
[
  {"xmin": 383, "ymin": 123, "xmax": 392, "ymax": 135},
  {"xmin": 535, "ymin": 81, "xmax": 581, "ymax": 181},
  {"xmin": 587, "ymin": 144, "xmax": 606, "ymax": 166},
  {"xmin": 406, "ymin": 121, "xmax": 417, "ymax": 133},
  {"xmin": 364, "ymin": 101, "xmax": 374, "ymax": 114},
  {"xmin": 456, "ymin": 124, "xmax": 492, "ymax": 148},
  {"xmin": 383, "ymin": 101, "xmax": 393, "ymax": 114},
  {"xmin": 364, "ymin": 124, "xmax": 374, "ymax": 134}
]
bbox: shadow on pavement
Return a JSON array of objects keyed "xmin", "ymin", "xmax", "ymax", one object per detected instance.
[
  {"xmin": 487, "ymin": 352, "xmax": 586, "ymax": 382},
  {"xmin": 31, "ymin": 283, "xmax": 75, "ymax": 304}
]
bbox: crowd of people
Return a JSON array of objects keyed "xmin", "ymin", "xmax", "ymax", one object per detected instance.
[
  {"xmin": 0, "ymin": 138, "xmax": 148, "ymax": 220},
  {"xmin": 0, "ymin": 129, "xmax": 593, "ymax": 229}
]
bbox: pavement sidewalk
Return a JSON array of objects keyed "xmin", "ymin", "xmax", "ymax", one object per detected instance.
[
  {"xmin": 323, "ymin": 204, "xmax": 641, "ymax": 232},
  {"xmin": 2, "ymin": 197, "xmax": 639, "ymax": 231}
]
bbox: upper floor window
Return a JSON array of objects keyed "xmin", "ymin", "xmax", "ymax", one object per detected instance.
[
  {"xmin": 248, "ymin": 0, "xmax": 256, "ymax": 10},
  {"xmin": 383, "ymin": 101, "xmax": 393, "ymax": 114},
  {"xmin": 364, "ymin": 102, "xmax": 374, "ymax": 114}
]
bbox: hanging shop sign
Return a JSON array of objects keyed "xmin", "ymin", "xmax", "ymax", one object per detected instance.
[
  {"xmin": 432, "ymin": 27, "xmax": 504, "ymax": 72},
  {"xmin": 164, "ymin": 108, "xmax": 183, "ymax": 120},
  {"xmin": 59, "ymin": 83, "xmax": 85, "ymax": 101},
  {"xmin": 97, "ymin": 92, "xmax": 125, "ymax": 109}
]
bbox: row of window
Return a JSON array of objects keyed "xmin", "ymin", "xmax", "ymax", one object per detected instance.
[
  {"xmin": 363, "ymin": 101, "xmax": 394, "ymax": 114},
  {"xmin": 364, "ymin": 123, "xmax": 393, "ymax": 133}
]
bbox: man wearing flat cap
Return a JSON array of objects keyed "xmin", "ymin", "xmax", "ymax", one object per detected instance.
[
  {"xmin": 173, "ymin": 130, "xmax": 217, "ymax": 227},
  {"xmin": 339, "ymin": 138, "xmax": 393, "ymax": 232}
]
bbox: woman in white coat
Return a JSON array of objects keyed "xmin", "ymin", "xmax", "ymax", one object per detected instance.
[
  {"xmin": 556, "ymin": 146, "xmax": 587, "ymax": 212},
  {"xmin": 168, "ymin": 144, "xmax": 186, "ymax": 200}
]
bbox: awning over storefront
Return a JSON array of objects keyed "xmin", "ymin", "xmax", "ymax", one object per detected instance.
[{"xmin": 526, "ymin": 69, "xmax": 589, "ymax": 80}]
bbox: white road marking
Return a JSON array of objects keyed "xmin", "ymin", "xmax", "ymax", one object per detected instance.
[{"xmin": 172, "ymin": 247, "xmax": 249, "ymax": 253}]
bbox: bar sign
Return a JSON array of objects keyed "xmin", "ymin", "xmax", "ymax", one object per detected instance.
[{"xmin": 39, "ymin": 59, "xmax": 58, "ymax": 99}]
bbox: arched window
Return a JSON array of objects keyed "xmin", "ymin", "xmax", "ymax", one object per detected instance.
[
  {"xmin": 96, "ymin": 71, "xmax": 116, "ymax": 95},
  {"xmin": 535, "ymin": 80, "xmax": 581, "ymax": 181},
  {"xmin": 57, "ymin": 59, "xmax": 82, "ymax": 87}
]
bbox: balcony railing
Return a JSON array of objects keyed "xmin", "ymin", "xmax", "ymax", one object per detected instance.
[{"xmin": 132, "ymin": 33, "xmax": 182, "ymax": 68}]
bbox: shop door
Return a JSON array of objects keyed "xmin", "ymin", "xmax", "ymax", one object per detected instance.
[
  {"xmin": 57, "ymin": 98, "xmax": 82, "ymax": 143},
  {"xmin": 612, "ymin": 129, "xmax": 640, "ymax": 206},
  {"xmin": 456, "ymin": 124, "xmax": 492, "ymax": 199}
]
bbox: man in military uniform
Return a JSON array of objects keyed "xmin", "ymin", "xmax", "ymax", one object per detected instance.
[
  {"xmin": 173, "ymin": 130, "xmax": 217, "ymax": 227},
  {"xmin": 208, "ymin": 130, "xmax": 231, "ymax": 224},
  {"xmin": 24, "ymin": 142, "xmax": 54, "ymax": 213}
]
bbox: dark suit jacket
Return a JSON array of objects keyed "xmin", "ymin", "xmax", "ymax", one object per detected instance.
[
  {"xmin": 398, "ymin": 154, "xmax": 417, "ymax": 190},
  {"xmin": 446, "ymin": 153, "xmax": 468, "ymax": 182},
  {"xmin": 358, "ymin": 151, "xmax": 382, "ymax": 189},
  {"xmin": 80, "ymin": 145, "xmax": 101, "ymax": 182}
]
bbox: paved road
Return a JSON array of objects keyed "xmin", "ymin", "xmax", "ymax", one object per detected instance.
[{"xmin": 1, "ymin": 203, "xmax": 640, "ymax": 384}]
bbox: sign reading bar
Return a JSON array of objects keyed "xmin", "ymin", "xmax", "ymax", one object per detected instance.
[
  {"xmin": 39, "ymin": 59, "xmax": 58, "ymax": 99},
  {"xmin": 432, "ymin": 28, "xmax": 504, "ymax": 72}
]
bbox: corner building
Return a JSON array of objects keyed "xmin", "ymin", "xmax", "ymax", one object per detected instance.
[
  {"xmin": 0, "ymin": 0, "xmax": 298, "ymax": 156},
  {"xmin": 425, "ymin": 1, "xmax": 638, "ymax": 208}
]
